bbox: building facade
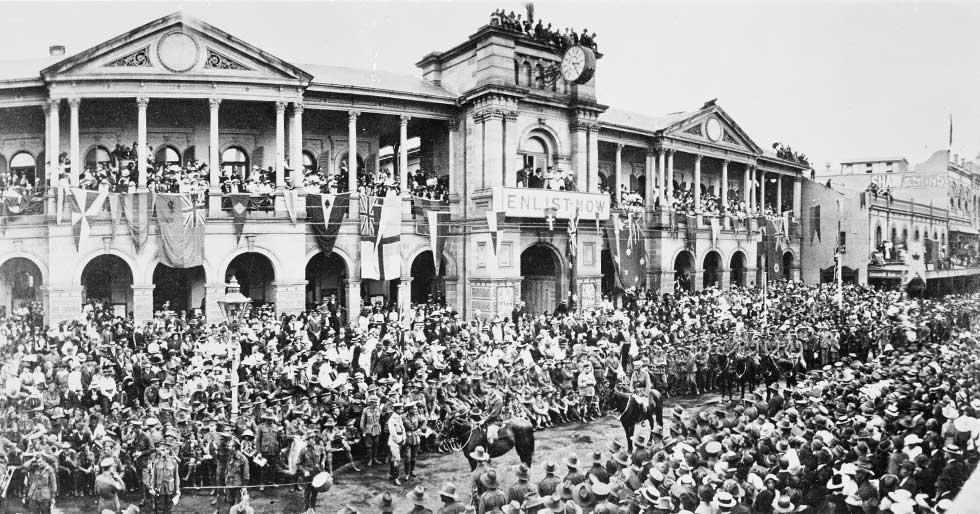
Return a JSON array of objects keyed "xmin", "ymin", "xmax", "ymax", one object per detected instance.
[{"xmin": 0, "ymin": 12, "xmax": 810, "ymax": 324}]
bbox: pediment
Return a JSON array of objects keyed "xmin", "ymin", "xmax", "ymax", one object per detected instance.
[
  {"xmin": 664, "ymin": 101, "xmax": 762, "ymax": 154},
  {"xmin": 42, "ymin": 12, "xmax": 312, "ymax": 86}
]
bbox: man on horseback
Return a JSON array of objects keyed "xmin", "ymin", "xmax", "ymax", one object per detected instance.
[
  {"xmin": 483, "ymin": 378, "xmax": 505, "ymax": 444},
  {"xmin": 628, "ymin": 357, "xmax": 654, "ymax": 411}
]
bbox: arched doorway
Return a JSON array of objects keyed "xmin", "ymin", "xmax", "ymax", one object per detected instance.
[
  {"xmin": 674, "ymin": 251, "xmax": 694, "ymax": 292},
  {"xmin": 703, "ymin": 251, "xmax": 722, "ymax": 289},
  {"xmin": 729, "ymin": 251, "xmax": 747, "ymax": 287},
  {"xmin": 521, "ymin": 244, "xmax": 561, "ymax": 314},
  {"xmin": 305, "ymin": 252, "xmax": 348, "ymax": 311},
  {"xmin": 152, "ymin": 264, "xmax": 206, "ymax": 314},
  {"xmin": 410, "ymin": 251, "xmax": 446, "ymax": 304},
  {"xmin": 781, "ymin": 252, "xmax": 794, "ymax": 281},
  {"xmin": 0, "ymin": 258, "xmax": 42, "ymax": 317},
  {"xmin": 225, "ymin": 253, "xmax": 275, "ymax": 307},
  {"xmin": 600, "ymin": 248, "xmax": 615, "ymax": 296},
  {"xmin": 81, "ymin": 255, "xmax": 133, "ymax": 316}
]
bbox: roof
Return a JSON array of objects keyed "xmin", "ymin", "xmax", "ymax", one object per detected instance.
[
  {"xmin": 0, "ymin": 57, "xmax": 58, "ymax": 83},
  {"xmin": 599, "ymin": 107, "xmax": 693, "ymax": 134},
  {"xmin": 840, "ymin": 157, "xmax": 908, "ymax": 164},
  {"xmin": 301, "ymin": 63, "xmax": 457, "ymax": 99}
]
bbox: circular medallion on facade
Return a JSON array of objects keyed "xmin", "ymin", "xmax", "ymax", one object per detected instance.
[
  {"xmin": 705, "ymin": 117, "xmax": 723, "ymax": 142},
  {"xmin": 157, "ymin": 32, "xmax": 199, "ymax": 72}
]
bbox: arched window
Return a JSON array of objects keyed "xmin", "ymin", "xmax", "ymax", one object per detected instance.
[
  {"xmin": 524, "ymin": 61, "xmax": 533, "ymax": 87},
  {"xmin": 874, "ymin": 225, "xmax": 882, "ymax": 246},
  {"xmin": 519, "ymin": 135, "xmax": 551, "ymax": 188},
  {"xmin": 302, "ymin": 150, "xmax": 316, "ymax": 173},
  {"xmin": 9, "ymin": 152, "xmax": 37, "ymax": 185},
  {"xmin": 901, "ymin": 228, "xmax": 908, "ymax": 244},
  {"xmin": 534, "ymin": 64, "xmax": 544, "ymax": 89},
  {"xmin": 913, "ymin": 228, "xmax": 920, "ymax": 241},
  {"xmin": 154, "ymin": 145, "xmax": 181, "ymax": 168},
  {"xmin": 84, "ymin": 146, "xmax": 114, "ymax": 171},
  {"xmin": 890, "ymin": 227, "xmax": 897, "ymax": 243},
  {"xmin": 221, "ymin": 147, "xmax": 249, "ymax": 178}
]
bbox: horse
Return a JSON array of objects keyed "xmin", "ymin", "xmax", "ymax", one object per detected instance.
[
  {"xmin": 606, "ymin": 389, "xmax": 663, "ymax": 453},
  {"xmin": 775, "ymin": 356, "xmax": 806, "ymax": 388},
  {"xmin": 730, "ymin": 354, "xmax": 759, "ymax": 399},
  {"xmin": 758, "ymin": 355, "xmax": 782, "ymax": 392},
  {"xmin": 459, "ymin": 417, "xmax": 535, "ymax": 471}
]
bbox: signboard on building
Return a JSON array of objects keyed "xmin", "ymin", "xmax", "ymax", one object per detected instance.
[{"xmin": 492, "ymin": 187, "xmax": 611, "ymax": 220}]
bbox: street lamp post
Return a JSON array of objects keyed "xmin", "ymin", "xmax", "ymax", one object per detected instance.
[{"xmin": 216, "ymin": 277, "xmax": 251, "ymax": 422}]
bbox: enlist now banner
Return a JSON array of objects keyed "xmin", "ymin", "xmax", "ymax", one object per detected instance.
[{"xmin": 492, "ymin": 187, "xmax": 611, "ymax": 220}]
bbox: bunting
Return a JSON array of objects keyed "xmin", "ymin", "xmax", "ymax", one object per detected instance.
[
  {"xmin": 69, "ymin": 188, "xmax": 109, "ymax": 250},
  {"xmin": 685, "ymin": 214, "xmax": 698, "ymax": 254},
  {"xmin": 307, "ymin": 193, "xmax": 350, "ymax": 256},
  {"xmin": 154, "ymin": 192, "xmax": 206, "ymax": 268},
  {"xmin": 426, "ymin": 210, "xmax": 451, "ymax": 276},
  {"xmin": 359, "ymin": 194, "xmax": 401, "ymax": 280},
  {"xmin": 810, "ymin": 205, "xmax": 821, "ymax": 244},
  {"xmin": 229, "ymin": 193, "xmax": 250, "ymax": 245},
  {"xmin": 121, "ymin": 191, "xmax": 153, "ymax": 252},
  {"xmin": 108, "ymin": 193, "xmax": 121, "ymax": 239},
  {"xmin": 604, "ymin": 213, "xmax": 647, "ymax": 291},
  {"xmin": 283, "ymin": 188, "xmax": 299, "ymax": 225},
  {"xmin": 566, "ymin": 207, "xmax": 580, "ymax": 309},
  {"xmin": 486, "ymin": 210, "xmax": 506, "ymax": 255},
  {"xmin": 709, "ymin": 217, "xmax": 720, "ymax": 248}
]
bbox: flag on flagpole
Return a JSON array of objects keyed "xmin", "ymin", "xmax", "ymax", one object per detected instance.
[
  {"xmin": 604, "ymin": 213, "xmax": 646, "ymax": 290},
  {"xmin": 307, "ymin": 192, "xmax": 350, "ymax": 256},
  {"xmin": 359, "ymin": 194, "xmax": 401, "ymax": 280},
  {"xmin": 154, "ymin": 192, "xmax": 206, "ymax": 268},
  {"xmin": 566, "ymin": 207, "xmax": 580, "ymax": 310},
  {"xmin": 122, "ymin": 191, "xmax": 153, "ymax": 252},
  {"xmin": 69, "ymin": 188, "xmax": 109, "ymax": 250},
  {"xmin": 229, "ymin": 193, "xmax": 250, "ymax": 245}
]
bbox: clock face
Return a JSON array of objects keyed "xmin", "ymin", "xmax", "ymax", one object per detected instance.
[
  {"xmin": 560, "ymin": 45, "xmax": 595, "ymax": 84},
  {"xmin": 705, "ymin": 117, "xmax": 723, "ymax": 142}
]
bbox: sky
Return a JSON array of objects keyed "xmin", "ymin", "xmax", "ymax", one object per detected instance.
[{"xmin": 1, "ymin": 1, "xmax": 978, "ymax": 173}]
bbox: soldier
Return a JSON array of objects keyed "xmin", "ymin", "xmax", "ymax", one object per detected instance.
[
  {"xmin": 149, "ymin": 441, "xmax": 180, "ymax": 514},
  {"xmin": 255, "ymin": 412, "xmax": 280, "ymax": 490},
  {"xmin": 483, "ymin": 378, "xmax": 505, "ymax": 444},
  {"xmin": 25, "ymin": 455, "xmax": 57, "ymax": 514},
  {"xmin": 360, "ymin": 394, "xmax": 383, "ymax": 466},
  {"xmin": 387, "ymin": 403, "xmax": 407, "ymax": 485},
  {"xmin": 296, "ymin": 429, "xmax": 325, "ymax": 513},
  {"xmin": 406, "ymin": 486, "xmax": 434, "ymax": 514},
  {"xmin": 437, "ymin": 482, "xmax": 466, "ymax": 514},
  {"xmin": 469, "ymin": 446, "xmax": 492, "ymax": 503},
  {"xmin": 94, "ymin": 457, "xmax": 125, "ymax": 513},
  {"xmin": 211, "ymin": 427, "xmax": 234, "ymax": 505},
  {"xmin": 322, "ymin": 416, "xmax": 360, "ymax": 475},
  {"xmin": 225, "ymin": 438, "xmax": 250, "ymax": 506},
  {"xmin": 402, "ymin": 402, "xmax": 424, "ymax": 479},
  {"xmin": 507, "ymin": 463, "xmax": 533, "ymax": 503},
  {"xmin": 132, "ymin": 418, "xmax": 154, "ymax": 505},
  {"xmin": 563, "ymin": 453, "xmax": 586, "ymax": 486},
  {"xmin": 477, "ymin": 470, "xmax": 507, "ymax": 514},
  {"xmin": 537, "ymin": 461, "xmax": 561, "ymax": 497}
]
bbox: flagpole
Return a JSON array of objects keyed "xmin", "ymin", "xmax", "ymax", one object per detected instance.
[{"xmin": 836, "ymin": 199, "xmax": 843, "ymax": 309}]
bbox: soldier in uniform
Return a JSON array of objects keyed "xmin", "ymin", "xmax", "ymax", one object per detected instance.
[
  {"xmin": 507, "ymin": 463, "xmax": 533, "ymax": 503},
  {"xmin": 149, "ymin": 441, "xmax": 180, "ymax": 514},
  {"xmin": 224, "ymin": 438, "xmax": 250, "ymax": 506},
  {"xmin": 211, "ymin": 427, "xmax": 234, "ymax": 504},
  {"xmin": 482, "ymin": 378, "xmax": 505, "ymax": 444},
  {"xmin": 406, "ymin": 486, "xmax": 434, "ymax": 514},
  {"xmin": 25, "ymin": 455, "xmax": 57, "ymax": 514},
  {"xmin": 401, "ymin": 402, "xmax": 424, "ymax": 479},
  {"xmin": 360, "ymin": 394, "xmax": 383, "ymax": 466},
  {"xmin": 131, "ymin": 418, "xmax": 154, "ymax": 505},
  {"xmin": 436, "ymin": 483, "xmax": 466, "ymax": 514},
  {"xmin": 468, "ymin": 446, "xmax": 492, "ymax": 504},
  {"xmin": 536, "ymin": 461, "xmax": 561, "ymax": 497},
  {"xmin": 477, "ymin": 470, "xmax": 507, "ymax": 514},
  {"xmin": 322, "ymin": 416, "xmax": 360, "ymax": 475},
  {"xmin": 296, "ymin": 429, "xmax": 325, "ymax": 513},
  {"xmin": 94, "ymin": 457, "xmax": 125, "ymax": 513},
  {"xmin": 255, "ymin": 412, "xmax": 280, "ymax": 490},
  {"xmin": 386, "ymin": 403, "xmax": 406, "ymax": 485}
]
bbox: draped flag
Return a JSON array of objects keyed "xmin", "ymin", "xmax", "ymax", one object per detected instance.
[
  {"xmin": 108, "ymin": 193, "xmax": 121, "ymax": 239},
  {"xmin": 426, "ymin": 210, "xmax": 450, "ymax": 275},
  {"xmin": 709, "ymin": 217, "xmax": 720, "ymax": 248},
  {"xmin": 810, "ymin": 205, "xmax": 821, "ymax": 244},
  {"xmin": 566, "ymin": 207, "xmax": 580, "ymax": 309},
  {"xmin": 486, "ymin": 210, "xmax": 506, "ymax": 255},
  {"xmin": 604, "ymin": 213, "xmax": 647, "ymax": 290},
  {"xmin": 307, "ymin": 192, "xmax": 350, "ymax": 256},
  {"xmin": 412, "ymin": 196, "xmax": 449, "ymax": 235},
  {"xmin": 154, "ymin": 192, "xmax": 206, "ymax": 268},
  {"xmin": 229, "ymin": 193, "xmax": 250, "ymax": 245},
  {"xmin": 359, "ymin": 194, "xmax": 401, "ymax": 280},
  {"xmin": 685, "ymin": 214, "xmax": 698, "ymax": 254},
  {"xmin": 759, "ymin": 218, "xmax": 784, "ymax": 282},
  {"xmin": 122, "ymin": 191, "xmax": 153, "ymax": 252},
  {"xmin": 69, "ymin": 188, "xmax": 109, "ymax": 250},
  {"xmin": 283, "ymin": 188, "xmax": 299, "ymax": 225}
]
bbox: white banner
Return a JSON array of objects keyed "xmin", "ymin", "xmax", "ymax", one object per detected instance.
[{"xmin": 492, "ymin": 187, "xmax": 611, "ymax": 220}]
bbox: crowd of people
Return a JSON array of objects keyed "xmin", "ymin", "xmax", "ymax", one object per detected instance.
[
  {"xmin": 516, "ymin": 165, "xmax": 576, "ymax": 192},
  {"xmin": 302, "ymin": 164, "xmax": 449, "ymax": 201},
  {"xmin": 489, "ymin": 11, "xmax": 599, "ymax": 53},
  {"xmin": 0, "ymin": 281, "xmax": 978, "ymax": 514}
]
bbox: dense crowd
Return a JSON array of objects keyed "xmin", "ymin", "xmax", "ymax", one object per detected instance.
[
  {"xmin": 303, "ymin": 165, "xmax": 448, "ymax": 200},
  {"xmin": 0, "ymin": 282, "xmax": 978, "ymax": 514},
  {"xmin": 489, "ymin": 11, "xmax": 599, "ymax": 53},
  {"xmin": 516, "ymin": 166, "xmax": 576, "ymax": 192}
]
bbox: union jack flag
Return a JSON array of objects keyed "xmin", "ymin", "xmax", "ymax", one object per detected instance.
[{"xmin": 182, "ymin": 192, "xmax": 207, "ymax": 230}]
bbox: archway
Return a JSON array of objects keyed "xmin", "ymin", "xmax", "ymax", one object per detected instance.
[
  {"xmin": 521, "ymin": 244, "xmax": 561, "ymax": 315},
  {"xmin": 410, "ymin": 251, "xmax": 447, "ymax": 304},
  {"xmin": 81, "ymin": 255, "xmax": 133, "ymax": 316},
  {"xmin": 781, "ymin": 252, "xmax": 794, "ymax": 281},
  {"xmin": 0, "ymin": 257, "xmax": 42, "ymax": 317},
  {"xmin": 152, "ymin": 263, "xmax": 206, "ymax": 314},
  {"xmin": 729, "ymin": 251, "xmax": 747, "ymax": 287},
  {"xmin": 305, "ymin": 252, "xmax": 348, "ymax": 311},
  {"xmin": 600, "ymin": 248, "xmax": 615, "ymax": 296},
  {"xmin": 225, "ymin": 253, "xmax": 276, "ymax": 307},
  {"xmin": 702, "ymin": 251, "xmax": 722, "ymax": 289},
  {"xmin": 673, "ymin": 251, "xmax": 694, "ymax": 292}
]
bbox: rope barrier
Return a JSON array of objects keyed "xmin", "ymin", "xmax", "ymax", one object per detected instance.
[{"xmin": 176, "ymin": 460, "xmax": 360, "ymax": 492}]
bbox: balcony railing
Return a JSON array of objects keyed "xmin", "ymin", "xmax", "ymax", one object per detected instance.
[{"xmin": 220, "ymin": 194, "xmax": 275, "ymax": 212}]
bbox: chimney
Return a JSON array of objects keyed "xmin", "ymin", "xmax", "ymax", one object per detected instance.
[{"xmin": 49, "ymin": 45, "xmax": 65, "ymax": 57}]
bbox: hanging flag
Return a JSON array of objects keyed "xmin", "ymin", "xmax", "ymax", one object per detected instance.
[
  {"xmin": 426, "ymin": 209, "xmax": 450, "ymax": 275},
  {"xmin": 229, "ymin": 193, "xmax": 250, "ymax": 245},
  {"xmin": 810, "ymin": 205, "xmax": 821, "ymax": 244},
  {"xmin": 412, "ymin": 196, "xmax": 449, "ymax": 235},
  {"xmin": 486, "ymin": 210, "xmax": 506, "ymax": 255},
  {"xmin": 107, "ymin": 192, "xmax": 121, "ymax": 239},
  {"xmin": 566, "ymin": 207, "xmax": 580, "ymax": 309},
  {"xmin": 122, "ymin": 191, "xmax": 153, "ymax": 252},
  {"xmin": 69, "ymin": 188, "xmax": 109, "ymax": 250},
  {"xmin": 709, "ymin": 217, "xmax": 720, "ymax": 248},
  {"xmin": 307, "ymin": 192, "xmax": 350, "ymax": 256},
  {"xmin": 604, "ymin": 213, "xmax": 647, "ymax": 290},
  {"xmin": 359, "ymin": 194, "xmax": 401, "ymax": 280},
  {"xmin": 685, "ymin": 214, "xmax": 698, "ymax": 254},
  {"xmin": 283, "ymin": 188, "xmax": 299, "ymax": 225},
  {"xmin": 56, "ymin": 187, "xmax": 65, "ymax": 225},
  {"xmin": 154, "ymin": 192, "xmax": 206, "ymax": 268}
]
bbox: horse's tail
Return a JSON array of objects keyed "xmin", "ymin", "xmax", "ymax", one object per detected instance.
[
  {"xmin": 512, "ymin": 423, "xmax": 535, "ymax": 467},
  {"xmin": 651, "ymin": 389, "xmax": 664, "ymax": 427}
]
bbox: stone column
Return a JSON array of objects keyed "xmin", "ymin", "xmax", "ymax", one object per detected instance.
[
  {"xmin": 644, "ymin": 150, "xmax": 655, "ymax": 207},
  {"xmin": 587, "ymin": 126, "xmax": 599, "ymax": 194},
  {"xmin": 274, "ymin": 280, "xmax": 307, "ymax": 315},
  {"xmin": 203, "ymin": 283, "xmax": 227, "ymax": 324},
  {"xmin": 759, "ymin": 169, "xmax": 767, "ymax": 211},
  {"xmin": 68, "ymin": 98, "xmax": 80, "ymax": 186},
  {"xmin": 447, "ymin": 119, "xmax": 457, "ymax": 195},
  {"xmin": 348, "ymin": 111, "xmax": 359, "ymax": 192},
  {"xmin": 345, "ymin": 279, "xmax": 362, "ymax": 327},
  {"xmin": 743, "ymin": 164, "xmax": 751, "ymax": 208},
  {"xmin": 693, "ymin": 154, "xmax": 702, "ymax": 212},
  {"xmin": 290, "ymin": 102, "xmax": 304, "ymax": 186},
  {"xmin": 208, "ymin": 98, "xmax": 221, "ymax": 187},
  {"xmin": 666, "ymin": 150, "xmax": 675, "ymax": 204},
  {"xmin": 614, "ymin": 143, "xmax": 624, "ymax": 205},
  {"xmin": 657, "ymin": 150, "xmax": 666, "ymax": 206},
  {"xmin": 399, "ymin": 115, "xmax": 411, "ymax": 194},
  {"xmin": 274, "ymin": 101, "xmax": 286, "ymax": 186},
  {"xmin": 776, "ymin": 174, "xmax": 783, "ymax": 213},
  {"xmin": 136, "ymin": 97, "xmax": 149, "ymax": 189},
  {"xmin": 793, "ymin": 177, "xmax": 802, "ymax": 219},
  {"xmin": 571, "ymin": 123, "xmax": 589, "ymax": 191},
  {"xmin": 721, "ymin": 160, "xmax": 729, "ymax": 211},
  {"xmin": 748, "ymin": 166, "xmax": 756, "ymax": 211},
  {"xmin": 48, "ymin": 99, "xmax": 61, "ymax": 187},
  {"xmin": 131, "ymin": 285, "xmax": 155, "ymax": 323}
]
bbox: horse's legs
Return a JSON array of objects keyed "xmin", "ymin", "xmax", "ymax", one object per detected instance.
[
  {"xmin": 514, "ymin": 430, "xmax": 535, "ymax": 468},
  {"xmin": 622, "ymin": 421, "xmax": 635, "ymax": 454}
]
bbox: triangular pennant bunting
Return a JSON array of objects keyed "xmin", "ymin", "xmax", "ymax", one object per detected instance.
[
  {"xmin": 229, "ymin": 193, "xmax": 250, "ymax": 244},
  {"xmin": 307, "ymin": 192, "xmax": 350, "ymax": 256}
]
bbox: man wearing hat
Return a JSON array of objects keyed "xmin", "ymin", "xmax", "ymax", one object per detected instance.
[
  {"xmin": 133, "ymin": 417, "xmax": 155, "ymax": 506},
  {"xmin": 95, "ymin": 456, "xmax": 126, "ymax": 513},
  {"xmin": 225, "ymin": 437, "xmax": 250, "ymax": 506},
  {"xmin": 537, "ymin": 461, "xmax": 561, "ymax": 497},
  {"xmin": 483, "ymin": 378, "xmax": 505, "ymax": 444},
  {"xmin": 387, "ymin": 403, "xmax": 407, "ymax": 485},
  {"xmin": 478, "ymin": 470, "xmax": 507, "ymax": 514},
  {"xmin": 437, "ymin": 483, "xmax": 465, "ymax": 514},
  {"xmin": 406, "ymin": 486, "xmax": 434, "ymax": 514},
  {"xmin": 563, "ymin": 453, "xmax": 586, "ymax": 486},
  {"xmin": 25, "ymin": 454, "xmax": 57, "ymax": 514},
  {"xmin": 360, "ymin": 394, "xmax": 384, "ymax": 467},
  {"xmin": 255, "ymin": 412, "xmax": 281, "ymax": 489},
  {"xmin": 149, "ymin": 440, "xmax": 180, "ymax": 514},
  {"xmin": 508, "ymin": 463, "xmax": 534, "ymax": 503}
]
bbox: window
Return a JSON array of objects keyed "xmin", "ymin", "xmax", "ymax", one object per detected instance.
[
  {"xmin": 84, "ymin": 146, "xmax": 114, "ymax": 171},
  {"xmin": 519, "ymin": 135, "xmax": 551, "ymax": 188},
  {"xmin": 914, "ymin": 229, "xmax": 920, "ymax": 241},
  {"xmin": 9, "ymin": 152, "xmax": 37, "ymax": 185},
  {"xmin": 302, "ymin": 151, "xmax": 316, "ymax": 173},
  {"xmin": 221, "ymin": 147, "xmax": 249, "ymax": 178},
  {"xmin": 865, "ymin": 163, "xmax": 873, "ymax": 174},
  {"xmin": 154, "ymin": 145, "xmax": 181, "ymax": 168},
  {"xmin": 838, "ymin": 231, "xmax": 847, "ymax": 253}
]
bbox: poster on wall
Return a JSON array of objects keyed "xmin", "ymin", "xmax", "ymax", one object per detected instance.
[{"xmin": 497, "ymin": 286, "xmax": 515, "ymax": 318}]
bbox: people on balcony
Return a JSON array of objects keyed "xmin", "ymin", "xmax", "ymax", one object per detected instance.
[
  {"xmin": 488, "ymin": 10, "xmax": 599, "ymax": 53},
  {"xmin": 302, "ymin": 166, "xmax": 448, "ymax": 200},
  {"xmin": 515, "ymin": 165, "xmax": 575, "ymax": 191}
]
